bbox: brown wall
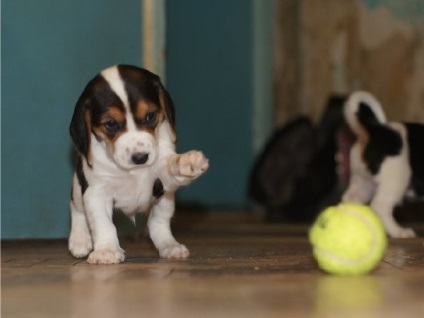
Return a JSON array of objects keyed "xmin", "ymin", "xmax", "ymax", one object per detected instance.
[{"xmin": 275, "ymin": 0, "xmax": 424, "ymax": 125}]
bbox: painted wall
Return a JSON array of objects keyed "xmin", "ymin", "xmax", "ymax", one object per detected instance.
[
  {"xmin": 292, "ymin": 0, "xmax": 424, "ymax": 123},
  {"xmin": 166, "ymin": 0, "xmax": 258, "ymax": 208},
  {"xmin": 2, "ymin": 0, "xmax": 142, "ymax": 239}
]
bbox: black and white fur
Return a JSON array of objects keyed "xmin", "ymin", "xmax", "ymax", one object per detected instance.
[
  {"xmin": 342, "ymin": 91, "xmax": 424, "ymax": 238},
  {"xmin": 69, "ymin": 65, "xmax": 209, "ymax": 264}
]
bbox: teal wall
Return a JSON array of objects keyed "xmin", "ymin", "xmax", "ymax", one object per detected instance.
[
  {"xmin": 1, "ymin": 0, "xmax": 142, "ymax": 239},
  {"xmin": 166, "ymin": 0, "xmax": 256, "ymax": 208}
]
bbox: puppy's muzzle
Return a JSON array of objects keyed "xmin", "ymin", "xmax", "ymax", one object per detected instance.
[{"xmin": 131, "ymin": 152, "xmax": 149, "ymax": 165}]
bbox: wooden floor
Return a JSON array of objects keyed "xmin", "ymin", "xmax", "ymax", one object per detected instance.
[{"xmin": 3, "ymin": 211, "xmax": 424, "ymax": 318}]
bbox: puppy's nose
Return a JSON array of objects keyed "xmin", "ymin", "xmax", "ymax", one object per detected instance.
[{"xmin": 131, "ymin": 152, "xmax": 149, "ymax": 165}]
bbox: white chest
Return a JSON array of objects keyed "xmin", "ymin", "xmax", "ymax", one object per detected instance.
[{"xmin": 110, "ymin": 170, "xmax": 157, "ymax": 215}]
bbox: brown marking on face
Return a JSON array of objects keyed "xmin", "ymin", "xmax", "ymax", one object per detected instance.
[
  {"xmin": 134, "ymin": 100, "xmax": 152, "ymax": 119},
  {"xmin": 92, "ymin": 106, "xmax": 127, "ymax": 152},
  {"xmin": 107, "ymin": 107, "xmax": 126, "ymax": 124},
  {"xmin": 133, "ymin": 100, "xmax": 161, "ymax": 135}
]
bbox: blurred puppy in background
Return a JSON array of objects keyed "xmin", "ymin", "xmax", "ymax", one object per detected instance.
[
  {"xmin": 342, "ymin": 91, "xmax": 424, "ymax": 238},
  {"xmin": 249, "ymin": 95, "xmax": 352, "ymax": 222}
]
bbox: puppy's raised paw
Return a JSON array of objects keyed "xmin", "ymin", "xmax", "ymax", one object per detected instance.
[
  {"xmin": 159, "ymin": 243, "xmax": 190, "ymax": 259},
  {"xmin": 87, "ymin": 248, "xmax": 125, "ymax": 265},
  {"xmin": 169, "ymin": 151, "xmax": 209, "ymax": 179}
]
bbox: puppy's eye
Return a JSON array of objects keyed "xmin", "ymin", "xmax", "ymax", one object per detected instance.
[
  {"xmin": 145, "ymin": 112, "xmax": 157, "ymax": 124},
  {"xmin": 104, "ymin": 120, "xmax": 119, "ymax": 132}
]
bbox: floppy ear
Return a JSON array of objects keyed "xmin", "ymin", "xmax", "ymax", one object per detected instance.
[
  {"xmin": 157, "ymin": 82, "xmax": 177, "ymax": 143},
  {"xmin": 69, "ymin": 96, "xmax": 92, "ymax": 166}
]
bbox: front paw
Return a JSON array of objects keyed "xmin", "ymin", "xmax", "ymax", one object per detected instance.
[
  {"xmin": 159, "ymin": 243, "xmax": 190, "ymax": 259},
  {"xmin": 169, "ymin": 151, "xmax": 209, "ymax": 179},
  {"xmin": 389, "ymin": 227, "xmax": 416, "ymax": 239},
  {"xmin": 87, "ymin": 248, "xmax": 125, "ymax": 264},
  {"xmin": 69, "ymin": 232, "xmax": 93, "ymax": 258}
]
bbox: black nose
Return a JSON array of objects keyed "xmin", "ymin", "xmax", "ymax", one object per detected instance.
[{"xmin": 131, "ymin": 153, "xmax": 149, "ymax": 165}]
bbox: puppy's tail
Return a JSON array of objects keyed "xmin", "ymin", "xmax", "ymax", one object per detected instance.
[{"xmin": 344, "ymin": 91, "xmax": 387, "ymax": 138}]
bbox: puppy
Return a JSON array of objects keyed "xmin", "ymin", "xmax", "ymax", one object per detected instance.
[
  {"xmin": 342, "ymin": 91, "xmax": 424, "ymax": 238},
  {"xmin": 69, "ymin": 65, "xmax": 209, "ymax": 264}
]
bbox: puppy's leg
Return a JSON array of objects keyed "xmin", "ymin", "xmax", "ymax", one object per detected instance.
[
  {"xmin": 149, "ymin": 150, "xmax": 208, "ymax": 258},
  {"xmin": 84, "ymin": 188, "xmax": 125, "ymax": 264},
  {"xmin": 370, "ymin": 163, "xmax": 415, "ymax": 238},
  {"xmin": 342, "ymin": 174, "xmax": 376, "ymax": 203},
  {"xmin": 148, "ymin": 193, "xmax": 189, "ymax": 258},
  {"xmin": 69, "ymin": 200, "xmax": 93, "ymax": 258},
  {"xmin": 69, "ymin": 175, "xmax": 93, "ymax": 258},
  {"xmin": 343, "ymin": 144, "xmax": 376, "ymax": 203},
  {"xmin": 371, "ymin": 193, "xmax": 415, "ymax": 238}
]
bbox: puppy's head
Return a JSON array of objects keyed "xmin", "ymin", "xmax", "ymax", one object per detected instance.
[{"xmin": 70, "ymin": 65, "xmax": 176, "ymax": 170}]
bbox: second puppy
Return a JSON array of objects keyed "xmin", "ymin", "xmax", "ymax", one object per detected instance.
[{"xmin": 342, "ymin": 91, "xmax": 424, "ymax": 238}]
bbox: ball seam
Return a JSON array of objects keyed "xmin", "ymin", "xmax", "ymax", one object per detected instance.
[{"xmin": 314, "ymin": 205, "xmax": 384, "ymax": 266}]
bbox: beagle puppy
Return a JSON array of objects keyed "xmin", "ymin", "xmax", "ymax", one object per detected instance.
[
  {"xmin": 69, "ymin": 65, "xmax": 209, "ymax": 264},
  {"xmin": 342, "ymin": 91, "xmax": 424, "ymax": 238}
]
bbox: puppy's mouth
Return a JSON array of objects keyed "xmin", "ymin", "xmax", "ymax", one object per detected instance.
[{"xmin": 335, "ymin": 124, "xmax": 355, "ymax": 188}]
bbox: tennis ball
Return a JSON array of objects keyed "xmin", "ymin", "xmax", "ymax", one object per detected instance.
[{"xmin": 309, "ymin": 203, "xmax": 388, "ymax": 275}]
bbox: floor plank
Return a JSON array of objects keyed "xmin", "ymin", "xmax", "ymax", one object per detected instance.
[{"xmin": 2, "ymin": 211, "xmax": 424, "ymax": 317}]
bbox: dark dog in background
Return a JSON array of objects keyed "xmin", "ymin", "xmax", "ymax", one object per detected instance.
[{"xmin": 249, "ymin": 95, "xmax": 353, "ymax": 222}]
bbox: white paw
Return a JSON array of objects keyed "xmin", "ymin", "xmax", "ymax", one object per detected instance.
[
  {"xmin": 389, "ymin": 227, "xmax": 416, "ymax": 239},
  {"xmin": 159, "ymin": 243, "xmax": 190, "ymax": 259},
  {"xmin": 69, "ymin": 232, "xmax": 93, "ymax": 258},
  {"xmin": 87, "ymin": 248, "xmax": 125, "ymax": 264},
  {"xmin": 170, "ymin": 151, "xmax": 209, "ymax": 179}
]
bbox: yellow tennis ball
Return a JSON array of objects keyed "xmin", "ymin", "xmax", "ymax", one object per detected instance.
[{"xmin": 309, "ymin": 203, "xmax": 388, "ymax": 275}]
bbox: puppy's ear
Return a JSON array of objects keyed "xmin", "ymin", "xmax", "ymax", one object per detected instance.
[
  {"xmin": 70, "ymin": 95, "xmax": 92, "ymax": 166},
  {"xmin": 157, "ymin": 82, "xmax": 177, "ymax": 143}
]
